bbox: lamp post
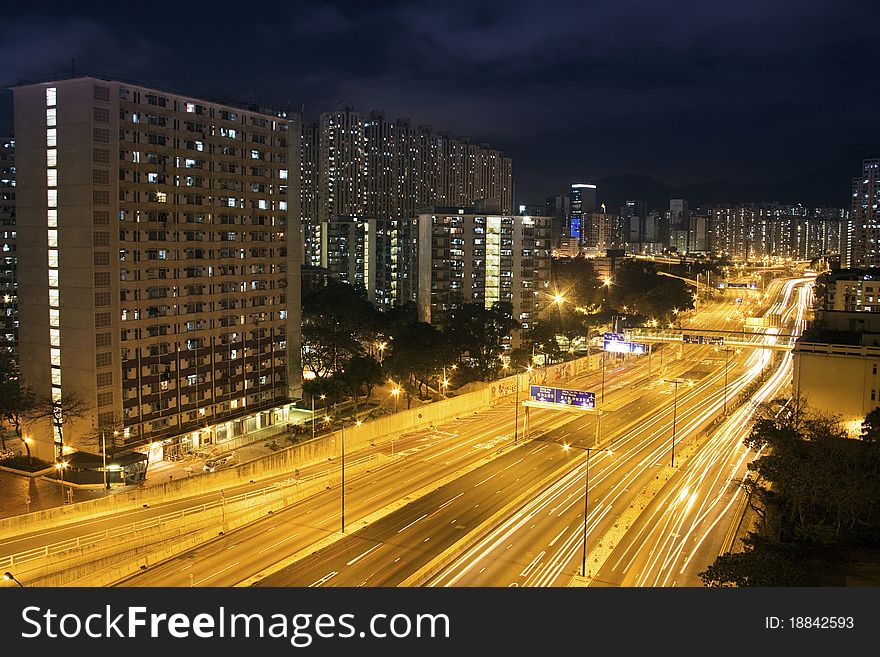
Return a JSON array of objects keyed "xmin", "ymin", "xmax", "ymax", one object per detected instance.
[
  {"xmin": 601, "ymin": 350, "xmax": 606, "ymax": 404},
  {"xmin": 2, "ymin": 571, "xmax": 23, "ymax": 587},
  {"xmin": 662, "ymin": 378, "xmax": 690, "ymax": 467},
  {"xmin": 564, "ymin": 444, "xmax": 592, "ymax": 578},
  {"xmin": 312, "ymin": 393, "xmax": 326, "ymax": 441},
  {"xmin": 717, "ymin": 347, "xmax": 735, "ymax": 414},
  {"xmin": 340, "ymin": 419, "xmax": 362, "ymax": 534},
  {"xmin": 55, "ymin": 460, "xmax": 68, "ymax": 504},
  {"xmin": 102, "ymin": 430, "xmax": 109, "ymax": 491},
  {"xmin": 391, "ymin": 387, "xmax": 400, "ymax": 413},
  {"xmin": 603, "ymin": 277, "xmax": 612, "ymax": 307}
]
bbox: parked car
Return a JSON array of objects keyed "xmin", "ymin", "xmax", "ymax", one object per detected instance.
[{"xmin": 203, "ymin": 452, "xmax": 235, "ymax": 472}]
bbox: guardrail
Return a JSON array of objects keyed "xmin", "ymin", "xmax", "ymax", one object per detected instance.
[{"xmin": 0, "ymin": 453, "xmax": 378, "ymax": 570}]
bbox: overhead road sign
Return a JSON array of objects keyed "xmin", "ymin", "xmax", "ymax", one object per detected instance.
[
  {"xmin": 603, "ymin": 339, "xmax": 647, "ymax": 354},
  {"xmin": 529, "ymin": 385, "xmax": 595, "ymax": 409},
  {"xmin": 682, "ymin": 334, "xmax": 725, "ymax": 345}
]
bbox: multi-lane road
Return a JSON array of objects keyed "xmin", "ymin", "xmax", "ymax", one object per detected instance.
[
  {"xmin": 427, "ymin": 277, "xmax": 811, "ymax": 587},
  {"xmin": 2, "ymin": 277, "xmax": 809, "ymax": 588}
]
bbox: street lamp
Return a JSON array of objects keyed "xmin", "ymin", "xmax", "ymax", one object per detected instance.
[
  {"xmin": 563, "ymin": 444, "xmax": 591, "ymax": 578},
  {"xmin": 716, "ymin": 347, "xmax": 736, "ymax": 414},
  {"xmin": 102, "ymin": 430, "xmax": 109, "ymax": 491},
  {"xmin": 312, "ymin": 393, "xmax": 326, "ymax": 441},
  {"xmin": 2, "ymin": 571, "xmax": 23, "ymax": 587},
  {"xmin": 603, "ymin": 277, "xmax": 613, "ymax": 306},
  {"xmin": 55, "ymin": 460, "xmax": 68, "ymax": 504},
  {"xmin": 391, "ymin": 387, "xmax": 400, "ymax": 413},
  {"xmin": 514, "ymin": 365, "xmax": 532, "ymax": 443},
  {"xmin": 662, "ymin": 378, "xmax": 692, "ymax": 467},
  {"xmin": 340, "ymin": 419, "xmax": 362, "ymax": 534}
]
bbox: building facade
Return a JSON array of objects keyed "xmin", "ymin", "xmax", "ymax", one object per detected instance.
[
  {"xmin": 12, "ymin": 76, "xmax": 302, "ymax": 460},
  {"xmin": 300, "ymin": 107, "xmax": 513, "ymax": 306},
  {"xmin": 852, "ymin": 158, "xmax": 880, "ymax": 268},
  {"xmin": 320, "ymin": 215, "xmax": 393, "ymax": 308},
  {"xmin": 0, "ymin": 139, "xmax": 15, "ymax": 356},
  {"xmin": 414, "ymin": 208, "xmax": 551, "ymax": 342}
]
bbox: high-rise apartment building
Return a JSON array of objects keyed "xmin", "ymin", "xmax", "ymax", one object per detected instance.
[
  {"xmin": 300, "ymin": 108, "xmax": 513, "ymax": 306},
  {"xmin": 320, "ymin": 216, "xmax": 393, "ymax": 308},
  {"xmin": 0, "ymin": 139, "xmax": 15, "ymax": 356},
  {"xmin": 414, "ymin": 207, "xmax": 551, "ymax": 342},
  {"xmin": 852, "ymin": 158, "xmax": 880, "ymax": 267},
  {"xmin": 709, "ymin": 203, "xmax": 843, "ymax": 261},
  {"xmin": 567, "ymin": 183, "xmax": 596, "ymax": 244},
  {"xmin": 12, "ymin": 76, "xmax": 302, "ymax": 460}
]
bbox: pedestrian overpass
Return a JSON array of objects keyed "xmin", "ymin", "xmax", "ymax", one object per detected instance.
[{"xmin": 624, "ymin": 327, "xmax": 797, "ymax": 351}]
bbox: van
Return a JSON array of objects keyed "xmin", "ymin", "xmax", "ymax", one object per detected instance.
[{"xmin": 203, "ymin": 451, "xmax": 235, "ymax": 472}]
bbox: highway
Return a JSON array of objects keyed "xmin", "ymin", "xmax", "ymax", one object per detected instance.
[
  {"xmin": 591, "ymin": 278, "xmax": 812, "ymax": 587},
  {"xmin": 120, "ymin": 298, "xmax": 742, "ymax": 586},
  {"xmin": 116, "ymin": 326, "xmax": 686, "ymax": 585},
  {"xmin": 422, "ymin": 277, "xmax": 807, "ymax": 587},
  {"xmin": 208, "ymin": 297, "xmax": 750, "ymax": 586}
]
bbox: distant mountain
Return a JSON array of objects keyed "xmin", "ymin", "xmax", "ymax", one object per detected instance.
[{"xmin": 595, "ymin": 143, "xmax": 879, "ymax": 212}]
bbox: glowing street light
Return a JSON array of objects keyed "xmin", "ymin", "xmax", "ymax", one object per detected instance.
[
  {"xmin": 391, "ymin": 387, "xmax": 400, "ymax": 413},
  {"xmin": 312, "ymin": 393, "xmax": 327, "ymax": 441},
  {"xmin": 2, "ymin": 571, "xmax": 23, "ymax": 587},
  {"xmin": 54, "ymin": 460, "xmax": 69, "ymax": 504}
]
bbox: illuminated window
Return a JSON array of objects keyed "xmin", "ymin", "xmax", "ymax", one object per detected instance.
[
  {"xmin": 49, "ymin": 289, "xmax": 60, "ymax": 307},
  {"xmin": 46, "ymin": 108, "xmax": 57, "ymax": 127},
  {"xmin": 47, "ymin": 129, "xmax": 56, "ymax": 147},
  {"xmin": 48, "ymin": 210, "xmax": 57, "ymax": 227},
  {"xmin": 50, "ymin": 328, "xmax": 60, "ymax": 346},
  {"xmin": 47, "ymin": 149, "xmax": 57, "ymax": 166},
  {"xmin": 47, "ymin": 189, "xmax": 57, "ymax": 208},
  {"xmin": 48, "ymin": 269, "xmax": 59, "ymax": 287},
  {"xmin": 279, "ymin": 169, "xmax": 288, "ymax": 179},
  {"xmin": 48, "ymin": 249, "xmax": 59, "ymax": 268},
  {"xmin": 47, "ymin": 169, "xmax": 57, "ymax": 187},
  {"xmin": 51, "ymin": 369, "xmax": 62, "ymax": 386},
  {"xmin": 49, "ymin": 309, "xmax": 60, "ymax": 327},
  {"xmin": 47, "ymin": 230, "xmax": 58, "ymax": 248},
  {"xmin": 50, "ymin": 348, "xmax": 61, "ymax": 366},
  {"xmin": 46, "ymin": 87, "xmax": 57, "ymax": 107}
]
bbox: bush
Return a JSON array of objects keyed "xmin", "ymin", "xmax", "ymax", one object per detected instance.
[{"xmin": 0, "ymin": 454, "xmax": 53, "ymax": 472}]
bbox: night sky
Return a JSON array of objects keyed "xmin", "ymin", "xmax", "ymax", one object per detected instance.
[{"xmin": 1, "ymin": 0, "xmax": 877, "ymax": 201}]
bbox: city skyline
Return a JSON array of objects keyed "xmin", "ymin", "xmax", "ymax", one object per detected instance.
[{"xmin": 1, "ymin": 1, "xmax": 879, "ymax": 201}]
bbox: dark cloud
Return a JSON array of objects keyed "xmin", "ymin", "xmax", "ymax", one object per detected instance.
[{"xmin": 1, "ymin": 0, "xmax": 878, "ymax": 200}]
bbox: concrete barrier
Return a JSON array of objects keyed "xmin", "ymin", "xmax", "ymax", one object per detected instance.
[
  {"xmin": 5, "ymin": 455, "xmax": 391, "ymax": 587},
  {"xmin": 0, "ymin": 355, "xmax": 594, "ymax": 540}
]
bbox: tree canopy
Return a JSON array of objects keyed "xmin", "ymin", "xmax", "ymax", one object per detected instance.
[{"xmin": 700, "ymin": 403, "xmax": 880, "ymax": 586}]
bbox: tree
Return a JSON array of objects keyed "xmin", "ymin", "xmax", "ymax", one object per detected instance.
[
  {"xmin": 0, "ymin": 383, "xmax": 35, "ymax": 460},
  {"xmin": 300, "ymin": 279, "xmax": 382, "ymax": 378},
  {"xmin": 385, "ymin": 323, "xmax": 455, "ymax": 408},
  {"xmin": 343, "ymin": 355, "xmax": 384, "ymax": 408},
  {"xmin": 701, "ymin": 404, "xmax": 880, "ymax": 585},
  {"xmin": 550, "ymin": 257, "xmax": 603, "ymax": 310},
  {"xmin": 611, "ymin": 260, "xmax": 694, "ymax": 320},
  {"xmin": 445, "ymin": 302, "xmax": 519, "ymax": 380},
  {"xmin": 861, "ymin": 407, "xmax": 880, "ymax": 444},
  {"xmin": 26, "ymin": 391, "xmax": 91, "ymax": 460},
  {"xmin": 82, "ymin": 412, "xmax": 125, "ymax": 456},
  {"xmin": 699, "ymin": 538, "xmax": 809, "ymax": 587},
  {"xmin": 302, "ymin": 376, "xmax": 348, "ymax": 408}
]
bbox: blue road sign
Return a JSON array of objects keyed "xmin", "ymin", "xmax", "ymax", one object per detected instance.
[
  {"xmin": 529, "ymin": 385, "xmax": 596, "ymax": 409},
  {"xmin": 604, "ymin": 339, "xmax": 647, "ymax": 354}
]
